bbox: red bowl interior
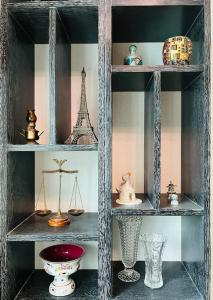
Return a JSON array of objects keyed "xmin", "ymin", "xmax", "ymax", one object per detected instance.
[{"xmin": 40, "ymin": 244, "xmax": 85, "ymax": 262}]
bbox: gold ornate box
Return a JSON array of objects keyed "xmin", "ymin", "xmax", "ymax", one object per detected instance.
[{"xmin": 163, "ymin": 36, "xmax": 192, "ymax": 65}]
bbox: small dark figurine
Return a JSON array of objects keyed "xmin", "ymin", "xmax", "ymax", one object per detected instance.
[{"xmin": 19, "ymin": 109, "xmax": 43, "ymax": 144}]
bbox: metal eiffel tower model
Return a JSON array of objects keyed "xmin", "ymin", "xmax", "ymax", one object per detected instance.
[{"xmin": 65, "ymin": 68, "xmax": 98, "ymax": 144}]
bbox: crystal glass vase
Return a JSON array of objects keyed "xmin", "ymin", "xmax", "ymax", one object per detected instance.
[
  {"xmin": 116, "ymin": 215, "xmax": 143, "ymax": 282},
  {"xmin": 141, "ymin": 233, "xmax": 166, "ymax": 289}
]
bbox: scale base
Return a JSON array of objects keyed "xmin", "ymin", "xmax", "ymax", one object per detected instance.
[
  {"xmin": 116, "ymin": 198, "xmax": 142, "ymax": 205},
  {"xmin": 48, "ymin": 213, "xmax": 70, "ymax": 227}
]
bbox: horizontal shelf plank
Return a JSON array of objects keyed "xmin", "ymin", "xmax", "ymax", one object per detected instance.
[
  {"xmin": 112, "ymin": 0, "xmax": 203, "ymax": 6},
  {"xmin": 113, "ymin": 261, "xmax": 202, "ymax": 299},
  {"xmin": 112, "ymin": 193, "xmax": 155, "ymax": 215},
  {"xmin": 112, "ymin": 65, "xmax": 204, "ymax": 73},
  {"xmin": 7, "ymin": 213, "xmax": 98, "ymax": 241},
  {"xmin": 160, "ymin": 193, "xmax": 204, "ymax": 213},
  {"xmin": 7, "ymin": 144, "xmax": 98, "ymax": 152},
  {"xmin": 8, "ymin": 1, "xmax": 98, "ymax": 8},
  {"xmin": 112, "ymin": 194, "xmax": 203, "ymax": 216},
  {"xmin": 15, "ymin": 269, "xmax": 98, "ymax": 299}
]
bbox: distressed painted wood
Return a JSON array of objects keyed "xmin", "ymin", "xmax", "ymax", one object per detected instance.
[
  {"xmin": 7, "ymin": 144, "xmax": 98, "ymax": 151},
  {"xmin": 8, "ymin": 0, "xmax": 98, "ymax": 8},
  {"xmin": 112, "ymin": 0, "xmax": 203, "ymax": 5},
  {"xmin": 112, "ymin": 6, "xmax": 202, "ymax": 42},
  {"xmin": 203, "ymin": 1, "xmax": 211, "ymax": 299},
  {"xmin": 112, "ymin": 65, "xmax": 204, "ymax": 73},
  {"xmin": 15, "ymin": 269, "xmax": 98, "ymax": 299},
  {"xmin": 113, "ymin": 261, "xmax": 203, "ymax": 299},
  {"xmin": 144, "ymin": 72, "xmax": 161, "ymax": 209},
  {"xmin": 98, "ymin": 0, "xmax": 112, "ymax": 299},
  {"xmin": 49, "ymin": 8, "xmax": 71, "ymax": 144},
  {"xmin": 111, "ymin": 194, "xmax": 204, "ymax": 216},
  {"xmin": 0, "ymin": 1, "xmax": 9, "ymax": 298},
  {"xmin": 7, "ymin": 213, "xmax": 98, "ymax": 242}
]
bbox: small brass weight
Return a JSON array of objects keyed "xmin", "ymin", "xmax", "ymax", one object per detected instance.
[{"xmin": 19, "ymin": 110, "xmax": 43, "ymax": 144}]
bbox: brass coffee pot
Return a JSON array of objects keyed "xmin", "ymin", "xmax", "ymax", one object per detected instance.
[{"xmin": 19, "ymin": 110, "xmax": 43, "ymax": 144}]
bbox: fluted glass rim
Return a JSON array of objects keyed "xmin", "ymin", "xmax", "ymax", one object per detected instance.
[{"xmin": 140, "ymin": 233, "xmax": 166, "ymax": 243}]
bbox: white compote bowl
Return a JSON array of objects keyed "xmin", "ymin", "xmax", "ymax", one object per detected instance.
[{"xmin": 40, "ymin": 244, "xmax": 85, "ymax": 297}]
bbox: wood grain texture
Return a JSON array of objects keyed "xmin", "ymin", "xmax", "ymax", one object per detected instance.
[
  {"xmin": 15, "ymin": 269, "xmax": 98, "ymax": 300},
  {"xmin": 8, "ymin": 0, "xmax": 98, "ymax": 8},
  {"xmin": 112, "ymin": 0, "xmax": 203, "ymax": 5},
  {"xmin": 98, "ymin": 0, "xmax": 112, "ymax": 299},
  {"xmin": 112, "ymin": 65, "xmax": 204, "ymax": 73},
  {"xmin": 7, "ymin": 144, "xmax": 98, "ymax": 151},
  {"xmin": 0, "ymin": 1, "xmax": 8, "ymax": 298},
  {"xmin": 7, "ymin": 13, "xmax": 34, "ymax": 144},
  {"xmin": 144, "ymin": 72, "xmax": 161, "ymax": 209},
  {"xmin": 7, "ymin": 213, "xmax": 98, "ymax": 242},
  {"xmin": 203, "ymin": 0, "xmax": 211, "ymax": 298},
  {"xmin": 113, "ymin": 261, "xmax": 203, "ymax": 299},
  {"xmin": 49, "ymin": 8, "xmax": 71, "ymax": 144}
]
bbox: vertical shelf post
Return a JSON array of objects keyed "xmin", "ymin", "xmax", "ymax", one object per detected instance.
[
  {"xmin": 144, "ymin": 71, "xmax": 161, "ymax": 209},
  {"xmin": 98, "ymin": 0, "xmax": 112, "ymax": 299},
  {"xmin": 49, "ymin": 7, "xmax": 71, "ymax": 144}
]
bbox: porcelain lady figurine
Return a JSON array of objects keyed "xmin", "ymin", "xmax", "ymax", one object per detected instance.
[
  {"xmin": 116, "ymin": 172, "xmax": 142, "ymax": 205},
  {"xmin": 124, "ymin": 44, "xmax": 143, "ymax": 65}
]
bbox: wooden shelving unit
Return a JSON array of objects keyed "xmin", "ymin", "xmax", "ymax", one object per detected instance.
[{"xmin": 0, "ymin": 0, "xmax": 210, "ymax": 299}]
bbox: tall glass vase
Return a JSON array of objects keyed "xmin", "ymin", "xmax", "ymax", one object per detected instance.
[
  {"xmin": 141, "ymin": 233, "xmax": 166, "ymax": 289},
  {"xmin": 116, "ymin": 215, "xmax": 143, "ymax": 282}
]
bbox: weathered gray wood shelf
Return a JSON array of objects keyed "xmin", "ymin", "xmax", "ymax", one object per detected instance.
[
  {"xmin": 112, "ymin": 194, "xmax": 204, "ymax": 216},
  {"xmin": 7, "ymin": 144, "xmax": 98, "ymax": 152},
  {"xmin": 15, "ymin": 269, "xmax": 98, "ymax": 300},
  {"xmin": 7, "ymin": 213, "xmax": 98, "ymax": 242},
  {"xmin": 0, "ymin": 0, "xmax": 210, "ymax": 299},
  {"xmin": 113, "ymin": 261, "xmax": 203, "ymax": 299}
]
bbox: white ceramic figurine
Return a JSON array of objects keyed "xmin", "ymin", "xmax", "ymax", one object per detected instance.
[{"xmin": 116, "ymin": 172, "xmax": 142, "ymax": 205}]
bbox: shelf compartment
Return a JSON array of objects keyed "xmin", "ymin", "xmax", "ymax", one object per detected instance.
[
  {"xmin": 112, "ymin": 194, "xmax": 154, "ymax": 215},
  {"xmin": 112, "ymin": 66, "xmax": 203, "ymax": 92},
  {"xmin": 7, "ymin": 213, "xmax": 98, "ymax": 242},
  {"xmin": 160, "ymin": 194, "xmax": 203, "ymax": 215},
  {"xmin": 7, "ymin": 144, "xmax": 98, "ymax": 152},
  {"xmin": 112, "ymin": 6, "xmax": 203, "ymax": 43},
  {"xmin": 112, "ymin": 71, "xmax": 152, "ymax": 92},
  {"xmin": 113, "ymin": 261, "xmax": 202, "ymax": 299},
  {"xmin": 15, "ymin": 269, "xmax": 98, "ymax": 300}
]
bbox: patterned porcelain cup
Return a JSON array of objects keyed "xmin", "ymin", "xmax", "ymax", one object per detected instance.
[{"xmin": 40, "ymin": 244, "xmax": 85, "ymax": 296}]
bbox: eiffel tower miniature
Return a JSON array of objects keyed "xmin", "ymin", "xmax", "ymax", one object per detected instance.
[{"xmin": 65, "ymin": 68, "xmax": 98, "ymax": 145}]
